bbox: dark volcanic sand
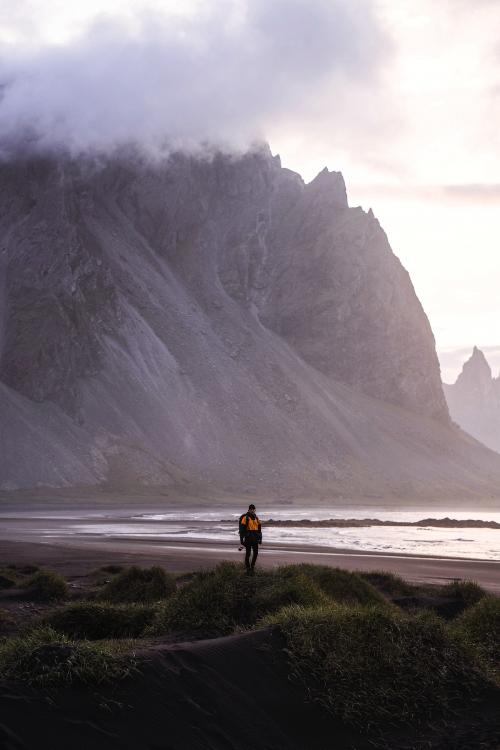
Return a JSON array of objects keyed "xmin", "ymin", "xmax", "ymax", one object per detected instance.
[
  {"xmin": 1, "ymin": 536, "xmax": 500, "ymax": 593},
  {"xmin": 1, "ymin": 628, "xmax": 499, "ymax": 750},
  {"xmin": 0, "ymin": 629, "xmax": 366, "ymax": 750}
]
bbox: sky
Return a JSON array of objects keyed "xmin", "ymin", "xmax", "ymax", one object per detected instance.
[{"xmin": 0, "ymin": 0, "xmax": 499, "ymax": 382}]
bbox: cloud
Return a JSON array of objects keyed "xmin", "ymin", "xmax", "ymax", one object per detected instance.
[
  {"xmin": 441, "ymin": 184, "xmax": 500, "ymax": 202},
  {"xmin": 0, "ymin": 0, "xmax": 390, "ymax": 157},
  {"xmin": 351, "ymin": 183, "xmax": 500, "ymax": 204}
]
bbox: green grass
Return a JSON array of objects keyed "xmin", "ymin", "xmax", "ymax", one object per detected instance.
[
  {"xmin": 7, "ymin": 564, "xmax": 40, "ymax": 576},
  {"xmin": 152, "ymin": 562, "xmax": 262, "ymax": 636},
  {"xmin": 0, "ymin": 608, "xmax": 14, "ymax": 631},
  {"xmin": 253, "ymin": 571, "xmax": 327, "ymax": 618},
  {"xmin": 41, "ymin": 602, "xmax": 155, "ymax": 640},
  {"xmin": 99, "ymin": 566, "xmax": 176, "ymax": 603},
  {"xmin": 98, "ymin": 565, "xmax": 124, "ymax": 575},
  {"xmin": 441, "ymin": 580, "xmax": 486, "ymax": 608},
  {"xmin": 359, "ymin": 570, "xmax": 414, "ymax": 598},
  {"xmin": 1, "ymin": 555, "xmax": 498, "ymax": 727},
  {"xmin": 151, "ymin": 563, "xmax": 381, "ymax": 637},
  {"xmin": 0, "ymin": 627, "xmax": 134, "ymax": 687},
  {"xmin": 266, "ymin": 603, "xmax": 487, "ymax": 732},
  {"xmin": 454, "ymin": 596, "xmax": 500, "ymax": 677},
  {"xmin": 151, "ymin": 562, "xmax": 329, "ymax": 637},
  {"xmin": 279, "ymin": 565, "xmax": 386, "ymax": 605},
  {"xmin": 23, "ymin": 570, "xmax": 69, "ymax": 601},
  {"xmin": 0, "ymin": 569, "xmax": 19, "ymax": 590}
]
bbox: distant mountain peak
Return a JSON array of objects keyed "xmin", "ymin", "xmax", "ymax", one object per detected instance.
[
  {"xmin": 444, "ymin": 346, "xmax": 500, "ymax": 454},
  {"xmin": 457, "ymin": 346, "xmax": 492, "ymax": 389}
]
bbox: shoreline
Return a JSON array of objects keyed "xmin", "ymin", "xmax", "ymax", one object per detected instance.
[{"xmin": 2, "ymin": 535, "xmax": 500, "ymax": 593}]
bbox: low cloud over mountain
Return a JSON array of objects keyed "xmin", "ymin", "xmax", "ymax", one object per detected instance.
[{"xmin": 0, "ymin": 0, "xmax": 389, "ymax": 157}]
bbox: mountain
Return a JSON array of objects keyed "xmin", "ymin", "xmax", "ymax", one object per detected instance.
[
  {"xmin": 444, "ymin": 347, "xmax": 500, "ymax": 454},
  {"xmin": 1, "ymin": 145, "xmax": 500, "ymax": 500}
]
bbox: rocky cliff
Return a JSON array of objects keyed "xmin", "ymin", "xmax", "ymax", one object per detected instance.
[
  {"xmin": 444, "ymin": 347, "xmax": 500, "ymax": 454},
  {"xmin": 1, "ymin": 145, "xmax": 500, "ymax": 499}
]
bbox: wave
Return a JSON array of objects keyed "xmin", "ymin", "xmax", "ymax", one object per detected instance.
[{"xmin": 231, "ymin": 517, "xmax": 500, "ymax": 529}]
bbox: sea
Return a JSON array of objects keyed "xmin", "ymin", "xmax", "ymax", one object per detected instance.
[{"xmin": 1, "ymin": 505, "xmax": 500, "ymax": 561}]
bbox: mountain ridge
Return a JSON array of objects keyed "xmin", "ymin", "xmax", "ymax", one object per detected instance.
[{"xmin": 1, "ymin": 146, "xmax": 500, "ymax": 499}]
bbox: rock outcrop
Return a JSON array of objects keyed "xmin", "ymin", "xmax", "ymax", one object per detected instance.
[
  {"xmin": 1, "ymin": 145, "xmax": 500, "ymax": 499},
  {"xmin": 444, "ymin": 347, "xmax": 500, "ymax": 454}
]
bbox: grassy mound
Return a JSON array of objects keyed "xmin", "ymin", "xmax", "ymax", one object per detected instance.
[
  {"xmin": 24, "ymin": 570, "xmax": 69, "ymax": 601},
  {"xmin": 0, "ymin": 627, "xmax": 133, "ymax": 686},
  {"xmin": 98, "ymin": 565, "xmax": 124, "ymax": 575},
  {"xmin": 100, "ymin": 566, "xmax": 176, "ymax": 603},
  {"xmin": 454, "ymin": 596, "xmax": 500, "ymax": 676},
  {"xmin": 153, "ymin": 563, "xmax": 260, "ymax": 636},
  {"xmin": 152, "ymin": 563, "xmax": 327, "ymax": 637},
  {"xmin": 359, "ymin": 571, "xmax": 414, "ymax": 598},
  {"xmin": 153, "ymin": 563, "xmax": 256, "ymax": 636},
  {"xmin": 0, "ymin": 570, "xmax": 19, "ymax": 590},
  {"xmin": 42, "ymin": 602, "xmax": 155, "ymax": 640},
  {"xmin": 268, "ymin": 603, "xmax": 487, "ymax": 732},
  {"xmin": 0, "ymin": 608, "xmax": 13, "ymax": 632},
  {"xmin": 441, "ymin": 580, "xmax": 486, "ymax": 609},
  {"xmin": 279, "ymin": 565, "xmax": 385, "ymax": 605},
  {"xmin": 253, "ymin": 571, "xmax": 327, "ymax": 617},
  {"xmin": 7, "ymin": 564, "xmax": 40, "ymax": 576}
]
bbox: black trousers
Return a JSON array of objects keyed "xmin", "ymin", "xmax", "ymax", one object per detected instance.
[{"xmin": 244, "ymin": 542, "xmax": 259, "ymax": 568}]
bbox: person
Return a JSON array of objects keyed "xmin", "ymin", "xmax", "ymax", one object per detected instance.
[{"xmin": 239, "ymin": 504, "xmax": 262, "ymax": 574}]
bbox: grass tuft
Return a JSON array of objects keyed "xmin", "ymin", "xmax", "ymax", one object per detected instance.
[
  {"xmin": 24, "ymin": 570, "xmax": 69, "ymax": 601},
  {"xmin": 98, "ymin": 564, "xmax": 124, "ymax": 575},
  {"xmin": 151, "ymin": 562, "xmax": 318, "ymax": 637},
  {"xmin": 0, "ymin": 608, "xmax": 14, "ymax": 632},
  {"xmin": 359, "ymin": 570, "xmax": 414, "ymax": 598},
  {"xmin": 266, "ymin": 603, "xmax": 487, "ymax": 732},
  {"xmin": 254, "ymin": 571, "xmax": 327, "ymax": 615},
  {"xmin": 454, "ymin": 596, "xmax": 500, "ymax": 677},
  {"xmin": 152, "ymin": 562, "xmax": 258, "ymax": 636},
  {"xmin": 0, "ymin": 627, "xmax": 134, "ymax": 687},
  {"xmin": 0, "ymin": 570, "xmax": 19, "ymax": 590},
  {"xmin": 7, "ymin": 564, "xmax": 40, "ymax": 576},
  {"xmin": 41, "ymin": 602, "xmax": 155, "ymax": 640},
  {"xmin": 441, "ymin": 580, "xmax": 486, "ymax": 608},
  {"xmin": 279, "ymin": 565, "xmax": 385, "ymax": 605},
  {"xmin": 151, "ymin": 563, "xmax": 380, "ymax": 637},
  {"xmin": 99, "ymin": 565, "xmax": 176, "ymax": 603}
]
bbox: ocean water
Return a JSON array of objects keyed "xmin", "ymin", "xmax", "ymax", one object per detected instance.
[
  {"xmin": 128, "ymin": 508, "xmax": 500, "ymax": 560},
  {"xmin": 1, "ymin": 506, "xmax": 499, "ymax": 560}
]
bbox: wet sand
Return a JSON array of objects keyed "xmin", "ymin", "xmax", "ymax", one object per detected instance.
[{"xmin": 1, "ymin": 534, "xmax": 499, "ymax": 593}]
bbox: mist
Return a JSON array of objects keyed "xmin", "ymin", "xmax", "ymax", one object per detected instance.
[{"xmin": 0, "ymin": 0, "xmax": 389, "ymax": 157}]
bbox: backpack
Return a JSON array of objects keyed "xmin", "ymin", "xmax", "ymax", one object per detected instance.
[
  {"xmin": 239, "ymin": 513, "xmax": 248, "ymax": 541},
  {"xmin": 238, "ymin": 512, "xmax": 262, "ymax": 543}
]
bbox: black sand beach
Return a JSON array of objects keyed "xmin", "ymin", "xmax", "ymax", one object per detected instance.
[{"xmin": 1, "ymin": 534, "xmax": 500, "ymax": 593}]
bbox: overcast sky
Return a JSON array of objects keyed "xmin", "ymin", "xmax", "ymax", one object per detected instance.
[{"xmin": 1, "ymin": 0, "xmax": 499, "ymax": 382}]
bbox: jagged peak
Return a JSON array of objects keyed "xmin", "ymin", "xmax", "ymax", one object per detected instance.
[
  {"xmin": 306, "ymin": 166, "xmax": 348, "ymax": 207},
  {"xmin": 468, "ymin": 346, "xmax": 490, "ymax": 368},
  {"xmin": 455, "ymin": 345, "xmax": 492, "ymax": 388}
]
